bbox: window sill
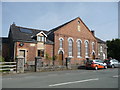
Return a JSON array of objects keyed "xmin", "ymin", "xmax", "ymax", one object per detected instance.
[
  {"xmin": 77, "ymin": 56, "xmax": 82, "ymax": 58},
  {"xmin": 68, "ymin": 56, "xmax": 74, "ymax": 58},
  {"xmin": 85, "ymin": 56, "xmax": 89, "ymax": 58},
  {"xmin": 59, "ymin": 48, "xmax": 63, "ymax": 50}
]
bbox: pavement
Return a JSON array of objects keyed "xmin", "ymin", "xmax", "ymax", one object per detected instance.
[{"xmin": 1, "ymin": 68, "xmax": 119, "ymax": 88}]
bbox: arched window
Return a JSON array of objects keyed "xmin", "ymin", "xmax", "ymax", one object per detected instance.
[
  {"xmin": 85, "ymin": 41, "xmax": 89, "ymax": 57},
  {"xmin": 92, "ymin": 42, "xmax": 95, "ymax": 51},
  {"xmin": 60, "ymin": 39, "xmax": 63, "ymax": 48},
  {"xmin": 77, "ymin": 40, "xmax": 82, "ymax": 57},
  {"xmin": 68, "ymin": 39, "xmax": 73, "ymax": 57},
  {"xmin": 100, "ymin": 46, "xmax": 103, "ymax": 52}
]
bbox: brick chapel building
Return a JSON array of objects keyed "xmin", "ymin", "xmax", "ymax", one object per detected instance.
[{"xmin": 1, "ymin": 17, "xmax": 107, "ymax": 66}]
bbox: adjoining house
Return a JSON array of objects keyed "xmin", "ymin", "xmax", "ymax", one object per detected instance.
[
  {"xmin": 1, "ymin": 17, "xmax": 107, "ymax": 66},
  {"xmin": 96, "ymin": 37, "xmax": 107, "ymax": 60}
]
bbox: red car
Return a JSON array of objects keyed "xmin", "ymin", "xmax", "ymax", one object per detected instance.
[{"xmin": 86, "ymin": 59, "xmax": 107, "ymax": 70}]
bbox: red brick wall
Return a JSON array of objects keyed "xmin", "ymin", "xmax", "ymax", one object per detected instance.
[
  {"xmin": 44, "ymin": 44, "xmax": 54, "ymax": 65},
  {"xmin": 54, "ymin": 18, "xmax": 98, "ymax": 65},
  {"xmin": 16, "ymin": 42, "xmax": 37, "ymax": 62},
  {"xmin": 16, "ymin": 42, "xmax": 54, "ymax": 65},
  {"xmin": 45, "ymin": 44, "xmax": 53, "ymax": 58}
]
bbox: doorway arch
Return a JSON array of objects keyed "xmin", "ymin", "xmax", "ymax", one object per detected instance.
[{"xmin": 92, "ymin": 52, "xmax": 95, "ymax": 59}]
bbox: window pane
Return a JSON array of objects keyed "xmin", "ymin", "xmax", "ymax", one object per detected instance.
[
  {"xmin": 38, "ymin": 36, "xmax": 41, "ymax": 41},
  {"xmin": 100, "ymin": 46, "xmax": 103, "ymax": 52},
  {"xmin": 38, "ymin": 50, "xmax": 44, "ymax": 57},
  {"xmin": 38, "ymin": 50, "xmax": 40, "ymax": 56},
  {"xmin": 85, "ymin": 41, "xmax": 89, "ymax": 56},
  {"xmin": 41, "ymin": 37, "xmax": 44, "ymax": 42},
  {"xmin": 92, "ymin": 43, "xmax": 95, "ymax": 51},
  {"xmin": 77, "ymin": 41, "xmax": 81, "ymax": 57},
  {"xmin": 68, "ymin": 39, "xmax": 73, "ymax": 56},
  {"xmin": 40, "ymin": 50, "xmax": 44, "ymax": 57},
  {"xmin": 60, "ymin": 39, "xmax": 63, "ymax": 48}
]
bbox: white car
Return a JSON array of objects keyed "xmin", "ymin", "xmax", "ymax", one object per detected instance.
[{"xmin": 104, "ymin": 59, "xmax": 120, "ymax": 68}]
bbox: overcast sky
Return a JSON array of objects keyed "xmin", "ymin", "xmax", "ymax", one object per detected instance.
[{"xmin": 2, "ymin": 2, "xmax": 118, "ymax": 41}]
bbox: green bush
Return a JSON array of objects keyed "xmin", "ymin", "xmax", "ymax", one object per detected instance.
[{"xmin": 0, "ymin": 56, "xmax": 5, "ymax": 62}]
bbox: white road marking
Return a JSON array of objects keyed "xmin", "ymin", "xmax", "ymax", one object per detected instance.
[
  {"xmin": 113, "ymin": 75, "xmax": 120, "ymax": 78},
  {"xmin": 49, "ymin": 78, "xmax": 99, "ymax": 87}
]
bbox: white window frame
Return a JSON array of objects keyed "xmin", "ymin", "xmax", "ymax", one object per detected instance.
[
  {"xmin": 100, "ymin": 46, "xmax": 103, "ymax": 52},
  {"xmin": 84, "ymin": 40, "xmax": 89, "ymax": 57},
  {"xmin": 41, "ymin": 36, "xmax": 44, "ymax": 42},
  {"xmin": 92, "ymin": 42, "xmax": 95, "ymax": 52},
  {"xmin": 37, "ymin": 36, "xmax": 41, "ymax": 41},
  {"xmin": 59, "ymin": 37, "xmax": 64, "ymax": 49},
  {"xmin": 76, "ymin": 39, "xmax": 82, "ymax": 58},
  {"xmin": 68, "ymin": 38, "xmax": 74, "ymax": 57}
]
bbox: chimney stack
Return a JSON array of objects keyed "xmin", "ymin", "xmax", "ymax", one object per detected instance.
[
  {"xmin": 12, "ymin": 22, "xmax": 16, "ymax": 26},
  {"xmin": 91, "ymin": 30, "xmax": 95, "ymax": 36}
]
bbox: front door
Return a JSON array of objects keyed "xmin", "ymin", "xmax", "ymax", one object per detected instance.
[
  {"xmin": 19, "ymin": 50, "xmax": 26, "ymax": 63},
  {"xmin": 58, "ymin": 51, "xmax": 63, "ymax": 65},
  {"xmin": 92, "ymin": 52, "xmax": 95, "ymax": 59}
]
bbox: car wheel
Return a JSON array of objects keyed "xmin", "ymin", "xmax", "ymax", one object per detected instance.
[
  {"xmin": 112, "ymin": 65, "xmax": 115, "ymax": 68},
  {"xmin": 104, "ymin": 66, "xmax": 107, "ymax": 69},
  {"xmin": 95, "ymin": 66, "xmax": 98, "ymax": 70}
]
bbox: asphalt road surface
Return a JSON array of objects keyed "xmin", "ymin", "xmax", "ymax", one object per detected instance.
[{"xmin": 2, "ymin": 68, "xmax": 119, "ymax": 88}]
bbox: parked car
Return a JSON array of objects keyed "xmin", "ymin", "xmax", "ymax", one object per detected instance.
[
  {"xmin": 104, "ymin": 59, "xmax": 120, "ymax": 68},
  {"xmin": 86, "ymin": 59, "xmax": 107, "ymax": 70}
]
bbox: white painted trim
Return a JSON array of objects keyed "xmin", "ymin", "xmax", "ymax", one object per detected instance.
[
  {"xmin": 91, "ymin": 42, "xmax": 95, "ymax": 45},
  {"xmin": 100, "ymin": 45, "xmax": 103, "ymax": 52},
  {"xmin": 92, "ymin": 50, "xmax": 95, "ymax": 53},
  {"xmin": 76, "ymin": 39, "xmax": 82, "ymax": 43},
  {"xmin": 59, "ymin": 37, "xmax": 64, "ymax": 41},
  {"xmin": 67, "ymin": 37, "xmax": 74, "ymax": 42},
  {"xmin": 85, "ymin": 56, "xmax": 89, "ymax": 58},
  {"xmin": 77, "ymin": 56, "xmax": 82, "ymax": 58},
  {"xmin": 92, "ymin": 42, "xmax": 95, "ymax": 52},
  {"xmin": 37, "ymin": 31, "xmax": 47, "ymax": 37},
  {"xmin": 84, "ymin": 40, "xmax": 89, "ymax": 43},
  {"xmin": 18, "ymin": 48, "xmax": 27, "ymax": 63},
  {"xmin": 58, "ymin": 49, "xmax": 64, "ymax": 54},
  {"xmin": 92, "ymin": 50, "xmax": 95, "ymax": 52},
  {"xmin": 68, "ymin": 56, "xmax": 74, "ymax": 58}
]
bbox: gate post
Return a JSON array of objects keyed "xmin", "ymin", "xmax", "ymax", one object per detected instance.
[
  {"xmin": 16, "ymin": 56, "xmax": 24, "ymax": 73},
  {"xmin": 35, "ymin": 56, "xmax": 42, "ymax": 72},
  {"xmin": 65, "ymin": 57, "xmax": 71, "ymax": 69}
]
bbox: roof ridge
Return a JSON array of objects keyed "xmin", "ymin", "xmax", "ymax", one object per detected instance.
[{"xmin": 96, "ymin": 37, "xmax": 106, "ymax": 43}]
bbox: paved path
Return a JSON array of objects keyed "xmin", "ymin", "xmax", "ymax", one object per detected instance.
[{"xmin": 2, "ymin": 68, "xmax": 119, "ymax": 88}]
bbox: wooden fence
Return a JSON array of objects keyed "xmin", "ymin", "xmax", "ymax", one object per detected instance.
[{"xmin": 0, "ymin": 62, "xmax": 17, "ymax": 72}]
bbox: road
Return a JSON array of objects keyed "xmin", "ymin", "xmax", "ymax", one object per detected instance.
[{"xmin": 2, "ymin": 68, "xmax": 119, "ymax": 88}]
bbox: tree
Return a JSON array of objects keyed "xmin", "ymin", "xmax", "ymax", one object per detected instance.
[
  {"xmin": 0, "ymin": 56, "xmax": 5, "ymax": 62},
  {"xmin": 106, "ymin": 39, "xmax": 120, "ymax": 62}
]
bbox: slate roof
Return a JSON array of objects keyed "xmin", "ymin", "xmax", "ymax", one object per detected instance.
[
  {"xmin": 9, "ymin": 24, "xmax": 54, "ymax": 44},
  {"xmin": 8, "ymin": 17, "xmax": 105, "ymax": 45},
  {"xmin": 96, "ymin": 37, "xmax": 106, "ymax": 44}
]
